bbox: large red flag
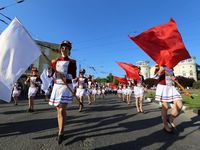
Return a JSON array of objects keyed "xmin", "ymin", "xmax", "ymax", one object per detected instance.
[
  {"xmin": 113, "ymin": 76, "xmax": 128, "ymax": 84},
  {"xmin": 117, "ymin": 62, "xmax": 140, "ymax": 80},
  {"xmin": 129, "ymin": 19, "xmax": 191, "ymax": 69}
]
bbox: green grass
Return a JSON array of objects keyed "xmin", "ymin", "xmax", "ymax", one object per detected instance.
[
  {"xmin": 182, "ymin": 89, "xmax": 200, "ymax": 108},
  {"xmin": 145, "ymin": 89, "xmax": 200, "ymax": 108}
]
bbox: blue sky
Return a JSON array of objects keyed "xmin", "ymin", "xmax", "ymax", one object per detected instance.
[{"xmin": 0, "ymin": 0, "xmax": 200, "ymax": 78}]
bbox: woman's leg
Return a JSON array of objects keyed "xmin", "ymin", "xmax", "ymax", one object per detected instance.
[
  {"xmin": 162, "ymin": 102, "xmax": 172, "ymax": 132},
  {"xmin": 13, "ymin": 96, "xmax": 18, "ymax": 105},
  {"xmin": 136, "ymin": 98, "xmax": 140, "ymax": 112},
  {"xmin": 79, "ymin": 96, "xmax": 83, "ymax": 112},
  {"xmin": 169, "ymin": 100, "xmax": 183, "ymax": 128},
  {"xmin": 139, "ymin": 96, "xmax": 144, "ymax": 112},
  {"xmin": 87, "ymin": 95, "xmax": 91, "ymax": 105},
  {"xmin": 56, "ymin": 104, "xmax": 67, "ymax": 144},
  {"xmin": 57, "ymin": 104, "xmax": 67, "ymax": 135}
]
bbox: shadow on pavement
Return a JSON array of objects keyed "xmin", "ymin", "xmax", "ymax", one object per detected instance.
[{"xmin": 95, "ymin": 115, "xmax": 200, "ymax": 150}]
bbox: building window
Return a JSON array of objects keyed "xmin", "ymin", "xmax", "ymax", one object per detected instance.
[
  {"xmin": 190, "ymin": 70, "xmax": 193, "ymax": 76},
  {"xmin": 182, "ymin": 71, "xmax": 186, "ymax": 76},
  {"xmin": 145, "ymin": 73, "xmax": 147, "ymax": 77}
]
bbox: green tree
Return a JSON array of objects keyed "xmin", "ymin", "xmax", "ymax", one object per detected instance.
[
  {"xmin": 176, "ymin": 76, "xmax": 195, "ymax": 88},
  {"xmin": 144, "ymin": 78, "xmax": 158, "ymax": 89},
  {"xmin": 193, "ymin": 80, "xmax": 200, "ymax": 89},
  {"xmin": 106, "ymin": 73, "xmax": 114, "ymax": 83}
]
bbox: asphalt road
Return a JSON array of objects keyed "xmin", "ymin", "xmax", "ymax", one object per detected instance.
[{"xmin": 0, "ymin": 95, "xmax": 199, "ymax": 150}]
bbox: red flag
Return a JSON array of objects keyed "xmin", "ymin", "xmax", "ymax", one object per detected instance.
[
  {"xmin": 117, "ymin": 62, "xmax": 140, "ymax": 80},
  {"xmin": 111, "ymin": 83, "xmax": 117, "ymax": 90},
  {"xmin": 113, "ymin": 76, "xmax": 128, "ymax": 84},
  {"xmin": 129, "ymin": 19, "xmax": 191, "ymax": 69}
]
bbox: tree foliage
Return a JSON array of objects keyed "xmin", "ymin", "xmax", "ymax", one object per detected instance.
[
  {"xmin": 144, "ymin": 78, "xmax": 158, "ymax": 88},
  {"xmin": 176, "ymin": 76, "xmax": 195, "ymax": 88},
  {"xmin": 95, "ymin": 73, "xmax": 114, "ymax": 83},
  {"xmin": 193, "ymin": 80, "xmax": 200, "ymax": 89}
]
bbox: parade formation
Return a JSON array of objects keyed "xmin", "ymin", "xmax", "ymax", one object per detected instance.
[{"xmin": 0, "ymin": 2, "xmax": 199, "ymax": 149}]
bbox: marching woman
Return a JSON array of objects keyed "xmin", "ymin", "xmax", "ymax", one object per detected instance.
[
  {"xmin": 86, "ymin": 75, "xmax": 93, "ymax": 105},
  {"xmin": 101, "ymin": 84, "xmax": 106, "ymax": 99},
  {"xmin": 134, "ymin": 67, "xmax": 145, "ymax": 113},
  {"xmin": 25, "ymin": 67, "xmax": 42, "ymax": 112},
  {"xmin": 92, "ymin": 81, "xmax": 98, "ymax": 102},
  {"xmin": 49, "ymin": 40, "xmax": 77, "ymax": 144},
  {"xmin": 117, "ymin": 83, "xmax": 123, "ymax": 99},
  {"xmin": 126, "ymin": 79, "xmax": 133, "ymax": 105},
  {"xmin": 74, "ymin": 68, "xmax": 90, "ymax": 112},
  {"xmin": 12, "ymin": 81, "xmax": 22, "ymax": 105},
  {"xmin": 122, "ymin": 84, "xmax": 127, "ymax": 102},
  {"xmin": 97, "ymin": 85, "xmax": 102, "ymax": 98},
  {"xmin": 154, "ymin": 65, "xmax": 183, "ymax": 133}
]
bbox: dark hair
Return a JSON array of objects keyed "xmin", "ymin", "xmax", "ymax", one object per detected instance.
[
  {"xmin": 60, "ymin": 40, "xmax": 72, "ymax": 50},
  {"xmin": 79, "ymin": 68, "xmax": 86, "ymax": 74}
]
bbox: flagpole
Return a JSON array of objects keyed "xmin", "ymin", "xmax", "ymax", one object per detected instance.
[
  {"xmin": 164, "ymin": 69, "xmax": 194, "ymax": 99},
  {"xmin": 40, "ymin": 51, "xmax": 82, "ymax": 105}
]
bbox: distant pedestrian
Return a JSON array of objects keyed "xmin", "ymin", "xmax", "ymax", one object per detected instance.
[
  {"xmin": 134, "ymin": 67, "xmax": 145, "ymax": 113},
  {"xmin": 12, "ymin": 81, "xmax": 22, "ymax": 105},
  {"xmin": 25, "ymin": 67, "xmax": 42, "ymax": 112},
  {"xmin": 74, "ymin": 68, "xmax": 91, "ymax": 112}
]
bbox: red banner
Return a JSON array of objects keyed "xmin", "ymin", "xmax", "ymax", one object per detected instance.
[
  {"xmin": 113, "ymin": 76, "xmax": 128, "ymax": 84},
  {"xmin": 129, "ymin": 19, "xmax": 191, "ymax": 69},
  {"xmin": 117, "ymin": 62, "xmax": 140, "ymax": 80}
]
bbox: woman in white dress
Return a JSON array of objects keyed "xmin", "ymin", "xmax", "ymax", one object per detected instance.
[
  {"xmin": 25, "ymin": 67, "xmax": 42, "ymax": 112},
  {"xmin": 49, "ymin": 40, "xmax": 77, "ymax": 144},
  {"xmin": 155, "ymin": 65, "xmax": 182, "ymax": 133},
  {"xmin": 12, "ymin": 82, "xmax": 22, "ymax": 105}
]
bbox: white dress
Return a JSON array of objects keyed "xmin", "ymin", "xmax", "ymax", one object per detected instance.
[
  {"xmin": 155, "ymin": 74, "xmax": 182, "ymax": 102},
  {"xmin": 76, "ymin": 77, "xmax": 87, "ymax": 97},
  {"xmin": 49, "ymin": 60, "xmax": 74, "ymax": 106},
  {"xmin": 28, "ymin": 76, "xmax": 41, "ymax": 98}
]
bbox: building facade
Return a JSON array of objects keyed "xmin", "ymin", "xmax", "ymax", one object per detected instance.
[
  {"xmin": 25, "ymin": 40, "xmax": 60, "ymax": 75},
  {"xmin": 136, "ymin": 61, "xmax": 150, "ymax": 79},
  {"xmin": 137, "ymin": 57, "xmax": 198, "ymax": 81}
]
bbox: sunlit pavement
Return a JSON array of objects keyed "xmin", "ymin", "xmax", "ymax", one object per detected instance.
[{"xmin": 0, "ymin": 95, "xmax": 199, "ymax": 150}]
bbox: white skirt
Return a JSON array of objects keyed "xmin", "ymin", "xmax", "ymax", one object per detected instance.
[
  {"xmin": 92, "ymin": 89, "xmax": 97, "ymax": 95},
  {"xmin": 155, "ymin": 84, "xmax": 182, "ymax": 102},
  {"xmin": 102, "ymin": 89, "xmax": 105, "ymax": 94},
  {"xmin": 117, "ymin": 89, "xmax": 122, "ymax": 94},
  {"xmin": 76, "ymin": 88, "xmax": 86, "ymax": 97},
  {"xmin": 12, "ymin": 90, "xmax": 21, "ymax": 97},
  {"xmin": 97, "ymin": 90, "xmax": 101, "ymax": 95},
  {"xmin": 134, "ymin": 86, "xmax": 144, "ymax": 98},
  {"xmin": 86, "ymin": 88, "xmax": 92, "ymax": 95},
  {"xmin": 122, "ymin": 89, "xmax": 127, "ymax": 95},
  {"xmin": 28, "ymin": 87, "xmax": 38, "ymax": 98},
  {"xmin": 49, "ymin": 83, "xmax": 73, "ymax": 106},
  {"xmin": 126, "ymin": 88, "xmax": 132, "ymax": 95}
]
